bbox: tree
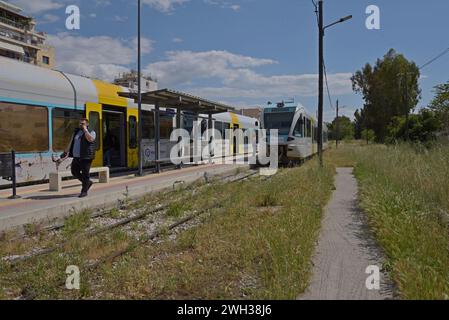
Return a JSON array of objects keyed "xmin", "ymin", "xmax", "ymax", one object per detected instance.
[
  {"xmin": 353, "ymin": 109, "xmax": 365, "ymax": 140},
  {"xmin": 386, "ymin": 109, "xmax": 440, "ymax": 144},
  {"xmin": 328, "ymin": 116, "xmax": 355, "ymax": 141},
  {"xmin": 361, "ymin": 129, "xmax": 376, "ymax": 144},
  {"xmin": 351, "ymin": 49, "xmax": 421, "ymax": 142},
  {"xmin": 428, "ymin": 81, "xmax": 449, "ymax": 136}
]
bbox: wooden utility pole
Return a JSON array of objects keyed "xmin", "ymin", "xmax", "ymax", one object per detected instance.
[{"xmin": 317, "ymin": 0, "xmax": 324, "ymax": 167}]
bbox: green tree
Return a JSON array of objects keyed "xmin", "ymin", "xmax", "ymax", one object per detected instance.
[
  {"xmin": 351, "ymin": 49, "xmax": 421, "ymax": 142},
  {"xmin": 428, "ymin": 81, "xmax": 449, "ymax": 136},
  {"xmin": 353, "ymin": 109, "xmax": 365, "ymax": 140},
  {"xmin": 329, "ymin": 116, "xmax": 355, "ymax": 141},
  {"xmin": 361, "ymin": 129, "xmax": 376, "ymax": 144},
  {"xmin": 386, "ymin": 109, "xmax": 440, "ymax": 143}
]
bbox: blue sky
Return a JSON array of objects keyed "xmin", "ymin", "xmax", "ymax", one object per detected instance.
[{"xmin": 8, "ymin": 0, "xmax": 449, "ymax": 121}]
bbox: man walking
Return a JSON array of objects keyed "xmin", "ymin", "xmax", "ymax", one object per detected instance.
[{"xmin": 62, "ymin": 118, "xmax": 97, "ymax": 198}]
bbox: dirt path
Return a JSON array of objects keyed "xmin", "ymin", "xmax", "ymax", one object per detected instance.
[{"xmin": 299, "ymin": 168, "xmax": 394, "ymax": 300}]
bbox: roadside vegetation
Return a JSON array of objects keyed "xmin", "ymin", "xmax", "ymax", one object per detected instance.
[
  {"xmin": 0, "ymin": 161, "xmax": 335, "ymax": 300},
  {"xmin": 328, "ymin": 142, "xmax": 449, "ymax": 299}
]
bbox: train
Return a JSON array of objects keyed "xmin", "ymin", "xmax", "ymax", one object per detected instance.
[
  {"xmin": 261, "ymin": 100, "xmax": 329, "ymax": 164},
  {"xmin": 0, "ymin": 57, "xmax": 259, "ymax": 186}
]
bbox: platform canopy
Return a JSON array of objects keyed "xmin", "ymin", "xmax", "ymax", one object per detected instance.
[{"xmin": 119, "ymin": 88, "xmax": 235, "ymax": 114}]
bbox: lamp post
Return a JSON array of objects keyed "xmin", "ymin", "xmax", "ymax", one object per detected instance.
[
  {"xmin": 317, "ymin": 0, "xmax": 352, "ymax": 166},
  {"xmin": 137, "ymin": 0, "xmax": 143, "ymax": 176}
]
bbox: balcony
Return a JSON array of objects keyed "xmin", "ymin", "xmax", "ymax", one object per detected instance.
[{"xmin": 0, "ymin": 15, "xmax": 29, "ymax": 30}]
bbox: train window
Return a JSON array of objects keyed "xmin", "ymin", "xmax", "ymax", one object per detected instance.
[
  {"xmin": 182, "ymin": 114, "xmax": 196, "ymax": 135},
  {"xmin": 293, "ymin": 117, "xmax": 303, "ymax": 137},
  {"xmin": 52, "ymin": 108, "xmax": 83, "ymax": 151},
  {"xmin": 201, "ymin": 119, "xmax": 208, "ymax": 135},
  {"xmin": 0, "ymin": 102, "xmax": 49, "ymax": 153},
  {"xmin": 160, "ymin": 114, "xmax": 174, "ymax": 139},
  {"xmin": 243, "ymin": 129, "xmax": 249, "ymax": 145},
  {"xmin": 307, "ymin": 119, "xmax": 312, "ymax": 138},
  {"xmin": 142, "ymin": 111, "xmax": 154, "ymax": 139},
  {"xmin": 129, "ymin": 116, "xmax": 137, "ymax": 149},
  {"xmin": 214, "ymin": 121, "xmax": 224, "ymax": 139},
  {"xmin": 89, "ymin": 111, "xmax": 101, "ymax": 151},
  {"xmin": 223, "ymin": 123, "xmax": 231, "ymax": 138}
]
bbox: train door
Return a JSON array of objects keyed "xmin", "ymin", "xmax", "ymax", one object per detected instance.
[
  {"xmin": 233, "ymin": 124, "xmax": 240, "ymax": 155},
  {"xmin": 103, "ymin": 108, "xmax": 126, "ymax": 168},
  {"xmin": 86, "ymin": 102, "xmax": 103, "ymax": 167},
  {"xmin": 127, "ymin": 109, "xmax": 138, "ymax": 168}
]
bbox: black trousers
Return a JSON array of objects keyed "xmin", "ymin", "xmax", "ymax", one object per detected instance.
[{"xmin": 71, "ymin": 158, "xmax": 93, "ymax": 190}]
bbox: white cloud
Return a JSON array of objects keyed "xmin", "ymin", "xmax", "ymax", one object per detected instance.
[
  {"xmin": 230, "ymin": 4, "xmax": 240, "ymax": 11},
  {"xmin": 39, "ymin": 13, "xmax": 60, "ymax": 24},
  {"xmin": 146, "ymin": 50, "xmax": 276, "ymax": 85},
  {"xmin": 9, "ymin": 0, "xmax": 64, "ymax": 14},
  {"xmin": 113, "ymin": 15, "xmax": 128, "ymax": 22},
  {"xmin": 141, "ymin": 0, "xmax": 241, "ymax": 12},
  {"xmin": 47, "ymin": 33, "xmax": 154, "ymax": 81},
  {"xmin": 142, "ymin": 0, "xmax": 190, "ymax": 12},
  {"xmin": 203, "ymin": 0, "xmax": 241, "ymax": 11},
  {"xmin": 146, "ymin": 50, "xmax": 352, "ymax": 101},
  {"xmin": 172, "ymin": 37, "xmax": 184, "ymax": 43}
]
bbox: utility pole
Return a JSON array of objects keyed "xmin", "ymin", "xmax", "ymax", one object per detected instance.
[
  {"xmin": 137, "ymin": 0, "xmax": 143, "ymax": 177},
  {"xmin": 317, "ymin": 0, "xmax": 324, "ymax": 167},
  {"xmin": 316, "ymin": 0, "xmax": 352, "ymax": 167},
  {"xmin": 335, "ymin": 99, "xmax": 339, "ymax": 148}
]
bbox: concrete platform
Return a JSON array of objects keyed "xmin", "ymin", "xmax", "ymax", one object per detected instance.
[{"xmin": 0, "ymin": 163, "xmax": 246, "ymax": 232}]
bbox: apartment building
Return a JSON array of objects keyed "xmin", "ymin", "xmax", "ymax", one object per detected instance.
[
  {"xmin": 114, "ymin": 71, "xmax": 158, "ymax": 93},
  {"xmin": 0, "ymin": 0, "xmax": 55, "ymax": 68}
]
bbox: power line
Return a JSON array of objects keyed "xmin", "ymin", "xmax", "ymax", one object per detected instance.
[
  {"xmin": 419, "ymin": 47, "xmax": 449, "ymax": 70},
  {"xmin": 323, "ymin": 62, "xmax": 335, "ymax": 110}
]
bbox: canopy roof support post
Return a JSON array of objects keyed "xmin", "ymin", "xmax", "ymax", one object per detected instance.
[
  {"xmin": 208, "ymin": 113, "xmax": 213, "ymax": 164},
  {"xmin": 176, "ymin": 107, "xmax": 182, "ymax": 169},
  {"xmin": 155, "ymin": 103, "xmax": 161, "ymax": 173}
]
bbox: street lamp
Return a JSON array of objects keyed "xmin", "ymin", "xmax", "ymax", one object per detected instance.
[
  {"xmin": 137, "ymin": 0, "xmax": 143, "ymax": 177},
  {"xmin": 317, "ymin": 0, "xmax": 352, "ymax": 166}
]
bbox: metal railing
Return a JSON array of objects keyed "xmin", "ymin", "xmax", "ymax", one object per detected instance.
[{"xmin": 0, "ymin": 16, "xmax": 28, "ymax": 30}]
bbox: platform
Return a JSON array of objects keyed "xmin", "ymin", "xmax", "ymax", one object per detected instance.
[{"xmin": 0, "ymin": 163, "xmax": 247, "ymax": 232}]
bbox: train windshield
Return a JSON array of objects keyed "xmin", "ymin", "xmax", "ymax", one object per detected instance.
[{"xmin": 264, "ymin": 112, "xmax": 294, "ymax": 135}]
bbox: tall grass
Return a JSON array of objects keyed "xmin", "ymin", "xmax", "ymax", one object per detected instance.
[{"xmin": 332, "ymin": 143, "xmax": 449, "ymax": 299}]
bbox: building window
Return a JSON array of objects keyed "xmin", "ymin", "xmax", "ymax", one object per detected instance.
[
  {"xmin": 42, "ymin": 56, "xmax": 50, "ymax": 65},
  {"xmin": 52, "ymin": 108, "xmax": 83, "ymax": 151},
  {"xmin": 0, "ymin": 102, "xmax": 49, "ymax": 153}
]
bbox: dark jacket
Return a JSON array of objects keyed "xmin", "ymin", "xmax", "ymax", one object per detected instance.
[{"xmin": 69, "ymin": 128, "xmax": 96, "ymax": 160}]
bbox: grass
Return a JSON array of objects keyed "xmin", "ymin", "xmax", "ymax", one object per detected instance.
[
  {"xmin": 327, "ymin": 142, "xmax": 449, "ymax": 299},
  {"xmin": 93, "ymin": 162, "xmax": 335, "ymax": 299},
  {"xmin": 0, "ymin": 160, "xmax": 335, "ymax": 300}
]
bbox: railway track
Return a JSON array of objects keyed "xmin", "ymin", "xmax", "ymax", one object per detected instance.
[
  {"xmin": 3, "ymin": 169, "xmax": 260, "ymax": 265},
  {"xmin": 14, "ymin": 171, "xmax": 262, "ymax": 300}
]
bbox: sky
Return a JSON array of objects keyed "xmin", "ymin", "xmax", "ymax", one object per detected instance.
[{"xmin": 7, "ymin": 0, "xmax": 449, "ymax": 121}]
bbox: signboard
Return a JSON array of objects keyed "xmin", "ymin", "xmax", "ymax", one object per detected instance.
[
  {"xmin": 0, "ymin": 152, "xmax": 13, "ymax": 178},
  {"xmin": 265, "ymin": 107, "xmax": 297, "ymax": 114}
]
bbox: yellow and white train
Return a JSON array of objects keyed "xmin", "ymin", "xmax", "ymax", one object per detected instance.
[{"xmin": 0, "ymin": 57, "xmax": 259, "ymax": 186}]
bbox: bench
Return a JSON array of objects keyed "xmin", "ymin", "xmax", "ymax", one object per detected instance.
[{"xmin": 49, "ymin": 167, "xmax": 110, "ymax": 192}]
